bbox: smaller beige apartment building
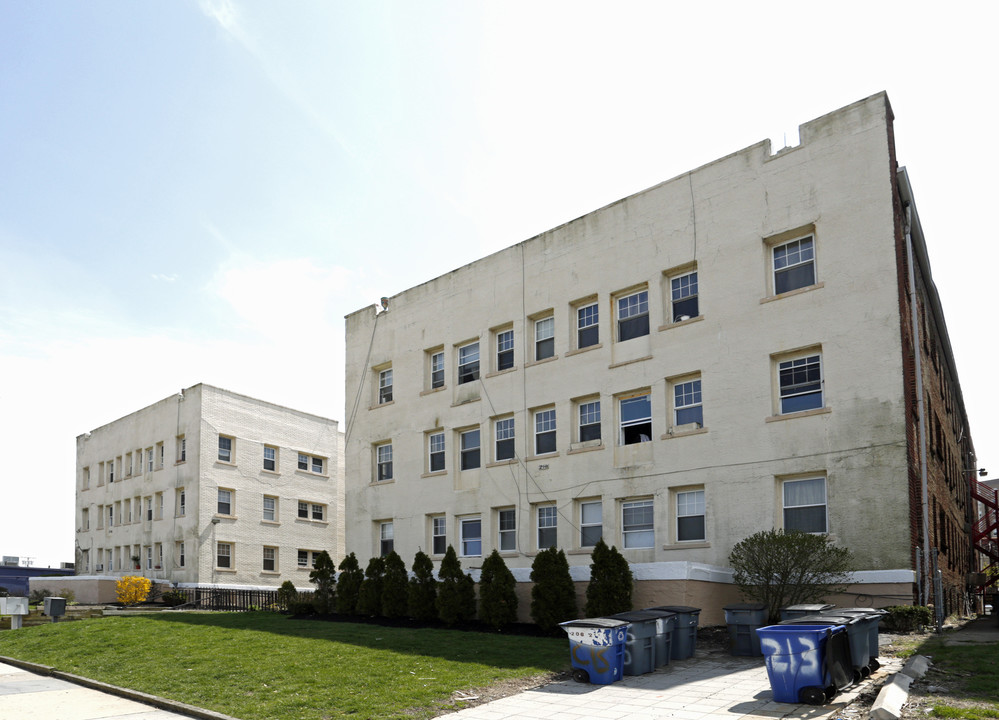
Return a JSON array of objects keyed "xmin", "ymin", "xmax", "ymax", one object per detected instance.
[{"xmin": 75, "ymin": 384, "xmax": 344, "ymax": 595}]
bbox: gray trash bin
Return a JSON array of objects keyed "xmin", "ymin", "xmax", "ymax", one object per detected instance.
[
  {"xmin": 723, "ymin": 602, "xmax": 768, "ymax": 656},
  {"xmin": 609, "ymin": 611, "xmax": 658, "ymax": 675},
  {"xmin": 649, "ymin": 605, "xmax": 700, "ymax": 660},
  {"xmin": 820, "ymin": 608, "xmax": 886, "ymax": 669},
  {"xmin": 780, "ymin": 603, "xmax": 835, "ymax": 621},
  {"xmin": 638, "ymin": 609, "xmax": 676, "ymax": 667}
]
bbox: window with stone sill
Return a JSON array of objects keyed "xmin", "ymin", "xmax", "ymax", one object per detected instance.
[
  {"xmin": 617, "ymin": 290, "xmax": 649, "ymax": 341},
  {"xmin": 773, "ymin": 236, "xmax": 816, "ymax": 295},
  {"xmin": 576, "ymin": 302, "xmax": 599, "ymax": 349},
  {"xmin": 670, "ymin": 271, "xmax": 699, "ymax": 322},
  {"xmin": 534, "ymin": 408, "xmax": 556, "ymax": 455},
  {"xmin": 534, "ymin": 316, "xmax": 555, "ymax": 360},
  {"xmin": 619, "ymin": 393, "xmax": 652, "ymax": 445},
  {"xmin": 458, "ymin": 342, "xmax": 480, "ymax": 384},
  {"xmin": 428, "ymin": 431, "xmax": 445, "ymax": 472},
  {"xmin": 494, "ymin": 417, "xmax": 515, "ymax": 461}
]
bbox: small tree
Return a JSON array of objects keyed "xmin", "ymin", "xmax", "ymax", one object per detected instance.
[
  {"xmin": 584, "ymin": 539, "xmax": 633, "ymax": 617},
  {"xmin": 530, "ymin": 547, "xmax": 577, "ymax": 635},
  {"xmin": 277, "ymin": 580, "xmax": 298, "ymax": 610},
  {"xmin": 479, "ymin": 550, "xmax": 518, "ymax": 630},
  {"xmin": 436, "ymin": 545, "xmax": 476, "ymax": 625},
  {"xmin": 408, "ymin": 550, "xmax": 438, "ymax": 621},
  {"xmin": 381, "ymin": 551, "xmax": 409, "ymax": 618},
  {"xmin": 116, "ymin": 576, "xmax": 152, "ymax": 607},
  {"xmin": 309, "ymin": 550, "xmax": 337, "ymax": 614},
  {"xmin": 729, "ymin": 528, "xmax": 852, "ymax": 623},
  {"xmin": 357, "ymin": 556, "xmax": 386, "ymax": 617},
  {"xmin": 336, "ymin": 552, "xmax": 364, "ymax": 614}
]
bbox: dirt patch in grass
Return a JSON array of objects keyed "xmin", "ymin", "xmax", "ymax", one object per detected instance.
[
  {"xmin": 428, "ymin": 670, "xmax": 570, "ymax": 717},
  {"xmin": 836, "ymin": 618, "xmax": 999, "ymax": 720}
]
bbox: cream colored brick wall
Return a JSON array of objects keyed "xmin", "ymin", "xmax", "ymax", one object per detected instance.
[
  {"xmin": 344, "ymin": 93, "xmax": 912, "ymax": 592},
  {"xmin": 76, "ymin": 384, "xmax": 342, "ymax": 589}
]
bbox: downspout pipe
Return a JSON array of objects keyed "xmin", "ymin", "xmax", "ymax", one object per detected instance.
[{"xmin": 904, "ymin": 203, "xmax": 932, "ymax": 607}]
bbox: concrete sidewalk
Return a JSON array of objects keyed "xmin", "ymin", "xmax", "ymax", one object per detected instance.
[
  {"xmin": 0, "ymin": 650, "xmax": 894, "ymax": 720},
  {"xmin": 444, "ymin": 651, "xmax": 903, "ymax": 720},
  {"xmin": 0, "ymin": 659, "xmax": 237, "ymax": 720}
]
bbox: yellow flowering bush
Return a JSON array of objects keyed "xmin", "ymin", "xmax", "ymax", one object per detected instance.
[{"xmin": 116, "ymin": 576, "xmax": 152, "ymax": 607}]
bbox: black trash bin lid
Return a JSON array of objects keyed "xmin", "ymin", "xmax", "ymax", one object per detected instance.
[
  {"xmin": 780, "ymin": 613, "xmax": 861, "ymax": 626},
  {"xmin": 822, "ymin": 607, "xmax": 886, "ymax": 616},
  {"xmin": 610, "ymin": 610, "xmax": 663, "ymax": 623},
  {"xmin": 723, "ymin": 603, "xmax": 767, "ymax": 611},
  {"xmin": 649, "ymin": 605, "xmax": 701, "ymax": 614},
  {"xmin": 640, "ymin": 609, "xmax": 677, "ymax": 619}
]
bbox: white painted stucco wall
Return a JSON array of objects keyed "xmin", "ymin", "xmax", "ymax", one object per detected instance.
[{"xmin": 343, "ymin": 93, "xmax": 910, "ymax": 580}]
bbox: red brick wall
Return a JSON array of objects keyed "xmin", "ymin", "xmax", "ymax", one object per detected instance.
[{"xmin": 888, "ymin": 102, "xmax": 975, "ymax": 614}]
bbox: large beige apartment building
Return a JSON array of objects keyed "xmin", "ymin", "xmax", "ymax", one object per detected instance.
[
  {"xmin": 75, "ymin": 384, "xmax": 344, "ymax": 595},
  {"xmin": 344, "ymin": 92, "xmax": 981, "ymax": 623}
]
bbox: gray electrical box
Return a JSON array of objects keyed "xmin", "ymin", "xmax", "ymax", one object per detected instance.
[{"xmin": 43, "ymin": 597, "xmax": 67, "ymax": 619}]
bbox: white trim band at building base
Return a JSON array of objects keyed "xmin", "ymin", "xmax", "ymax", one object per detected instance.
[{"xmin": 500, "ymin": 561, "xmax": 914, "ymax": 585}]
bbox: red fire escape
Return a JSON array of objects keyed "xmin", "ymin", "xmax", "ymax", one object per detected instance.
[{"xmin": 971, "ymin": 477, "xmax": 999, "ymax": 588}]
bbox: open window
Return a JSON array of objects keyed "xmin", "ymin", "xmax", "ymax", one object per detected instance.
[
  {"xmin": 457, "ymin": 342, "xmax": 480, "ymax": 384},
  {"xmin": 777, "ymin": 352, "xmax": 823, "ymax": 414},
  {"xmin": 619, "ymin": 392, "xmax": 652, "ymax": 445}
]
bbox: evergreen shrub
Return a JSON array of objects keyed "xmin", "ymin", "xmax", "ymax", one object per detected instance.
[
  {"xmin": 584, "ymin": 539, "xmax": 633, "ymax": 617},
  {"xmin": 530, "ymin": 547, "xmax": 577, "ymax": 635},
  {"xmin": 356, "ymin": 556, "xmax": 386, "ymax": 617},
  {"xmin": 436, "ymin": 546, "xmax": 476, "ymax": 625},
  {"xmin": 407, "ymin": 551, "xmax": 438, "ymax": 621},
  {"xmin": 479, "ymin": 550, "xmax": 518, "ymax": 630},
  {"xmin": 381, "ymin": 551, "xmax": 409, "ymax": 618},
  {"xmin": 336, "ymin": 553, "xmax": 364, "ymax": 614}
]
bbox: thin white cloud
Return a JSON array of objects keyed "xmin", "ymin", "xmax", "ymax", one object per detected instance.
[
  {"xmin": 196, "ymin": 0, "xmax": 357, "ymax": 159},
  {"xmin": 151, "ymin": 273, "xmax": 177, "ymax": 283},
  {"xmin": 201, "ymin": 220, "xmax": 238, "ymax": 254},
  {"xmin": 198, "ymin": 0, "xmax": 240, "ymax": 36},
  {"xmin": 212, "ymin": 257, "xmax": 354, "ymax": 336}
]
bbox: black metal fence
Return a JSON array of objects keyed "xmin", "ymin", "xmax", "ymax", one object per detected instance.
[{"xmin": 168, "ymin": 587, "xmax": 312, "ymax": 612}]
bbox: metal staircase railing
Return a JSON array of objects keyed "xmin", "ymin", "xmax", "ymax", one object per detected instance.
[{"xmin": 971, "ymin": 478, "xmax": 999, "ymax": 587}]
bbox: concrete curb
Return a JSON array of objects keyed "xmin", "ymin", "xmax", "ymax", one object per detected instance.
[
  {"xmin": 870, "ymin": 655, "xmax": 931, "ymax": 720},
  {"xmin": 900, "ymin": 655, "xmax": 931, "ymax": 679},
  {"xmin": 0, "ymin": 655, "xmax": 242, "ymax": 720}
]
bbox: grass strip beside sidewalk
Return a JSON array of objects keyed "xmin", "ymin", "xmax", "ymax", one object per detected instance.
[{"xmin": 0, "ymin": 612, "xmax": 568, "ymax": 719}]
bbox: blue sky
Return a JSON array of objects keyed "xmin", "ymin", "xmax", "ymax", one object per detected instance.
[{"xmin": 2, "ymin": 0, "xmax": 997, "ymax": 568}]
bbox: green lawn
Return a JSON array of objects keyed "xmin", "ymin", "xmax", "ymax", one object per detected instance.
[
  {"xmin": 0, "ymin": 612, "xmax": 569, "ymax": 719},
  {"xmin": 898, "ymin": 631, "xmax": 999, "ymax": 720}
]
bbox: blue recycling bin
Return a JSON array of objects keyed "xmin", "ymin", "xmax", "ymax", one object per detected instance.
[
  {"xmin": 609, "ymin": 611, "xmax": 658, "ymax": 675},
  {"xmin": 723, "ymin": 603, "xmax": 768, "ymax": 656},
  {"xmin": 781, "ymin": 614, "xmax": 870, "ymax": 680},
  {"xmin": 780, "ymin": 604, "xmax": 835, "ymax": 621},
  {"xmin": 820, "ymin": 608, "xmax": 887, "ymax": 669},
  {"xmin": 559, "ymin": 618, "xmax": 629, "ymax": 684},
  {"xmin": 648, "ymin": 605, "xmax": 700, "ymax": 659},
  {"xmin": 756, "ymin": 624, "xmax": 854, "ymax": 705}
]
